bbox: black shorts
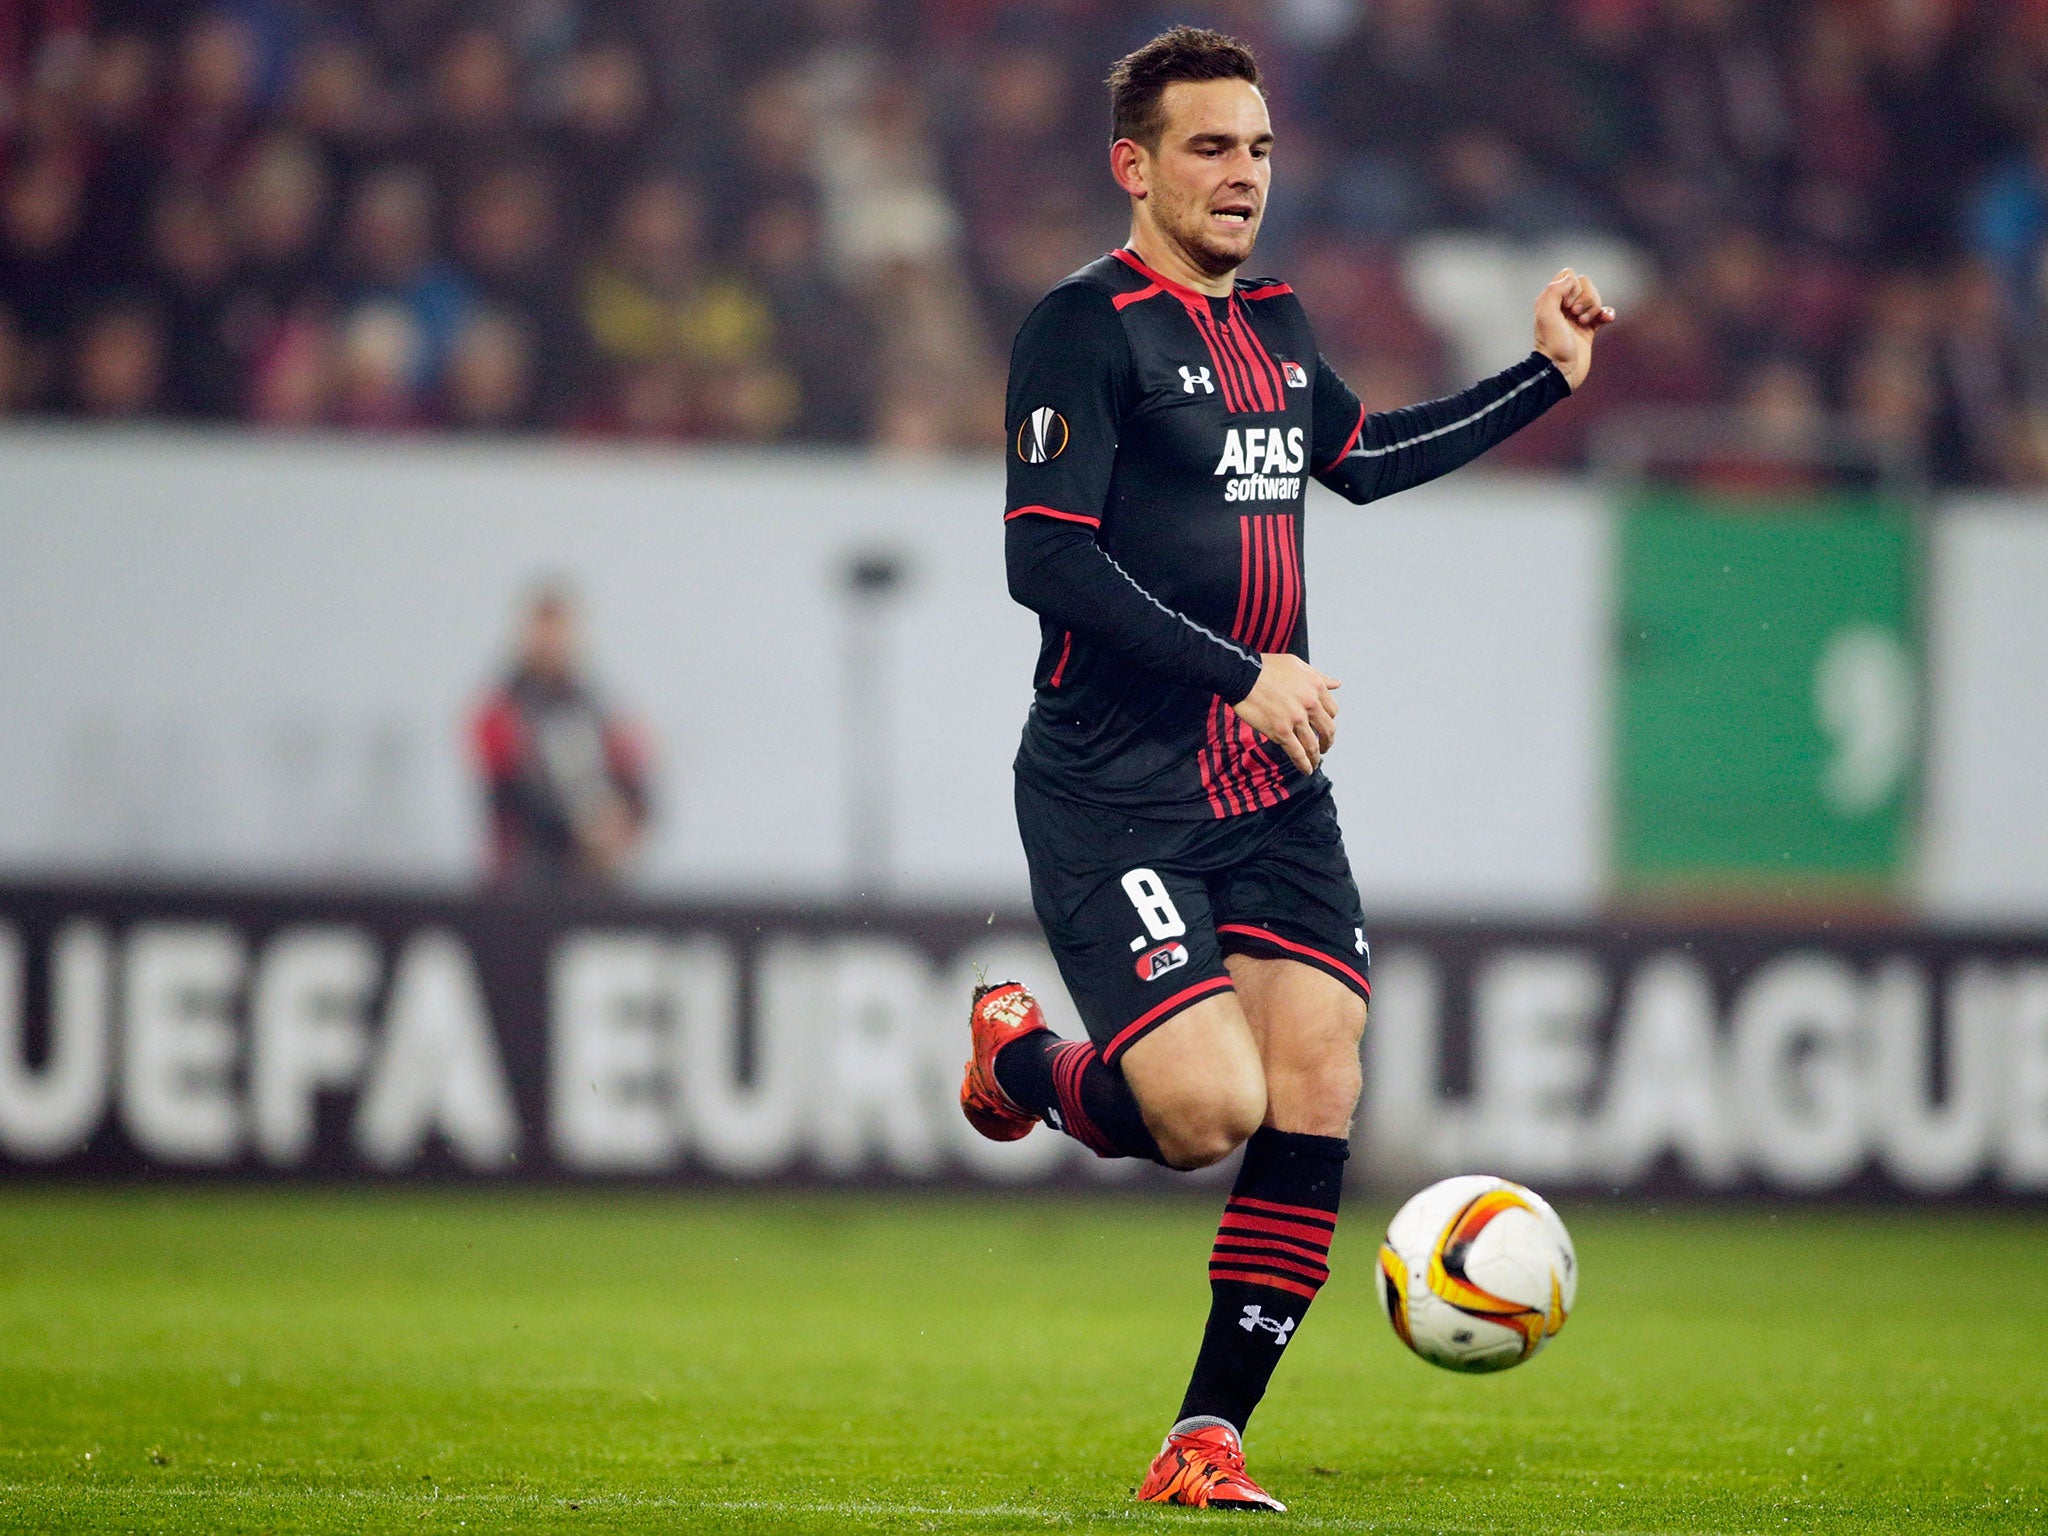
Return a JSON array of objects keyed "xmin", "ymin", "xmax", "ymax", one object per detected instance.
[{"xmin": 1015, "ymin": 777, "xmax": 1371, "ymax": 1065}]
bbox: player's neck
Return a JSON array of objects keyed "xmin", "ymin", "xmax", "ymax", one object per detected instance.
[{"xmin": 1124, "ymin": 221, "xmax": 1236, "ymax": 299}]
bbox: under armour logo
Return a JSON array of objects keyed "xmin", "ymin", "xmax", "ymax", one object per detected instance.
[
  {"xmin": 1355, "ymin": 927, "xmax": 1369, "ymax": 959},
  {"xmin": 1044, "ymin": 1106, "xmax": 1064, "ymax": 1131},
  {"xmin": 1239, "ymin": 1304, "xmax": 1296, "ymax": 1345},
  {"xmin": 1180, "ymin": 366, "xmax": 1215, "ymax": 394}
]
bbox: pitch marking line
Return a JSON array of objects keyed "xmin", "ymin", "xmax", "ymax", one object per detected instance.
[{"xmin": 4, "ymin": 1487, "xmax": 1753, "ymax": 1532}]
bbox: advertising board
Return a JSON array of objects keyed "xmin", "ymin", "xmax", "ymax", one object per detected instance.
[{"xmin": 3, "ymin": 882, "xmax": 2044, "ymax": 1195}]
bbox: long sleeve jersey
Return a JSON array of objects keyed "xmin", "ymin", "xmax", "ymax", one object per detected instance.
[{"xmin": 1005, "ymin": 247, "xmax": 1568, "ymax": 820}]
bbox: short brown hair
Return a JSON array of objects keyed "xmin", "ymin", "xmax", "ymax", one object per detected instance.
[{"xmin": 1107, "ymin": 26, "xmax": 1261, "ymax": 150}]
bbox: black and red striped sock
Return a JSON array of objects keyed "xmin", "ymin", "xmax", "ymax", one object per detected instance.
[
  {"xmin": 1177, "ymin": 1128, "xmax": 1347, "ymax": 1432},
  {"xmin": 992, "ymin": 1033, "xmax": 1164, "ymax": 1164}
]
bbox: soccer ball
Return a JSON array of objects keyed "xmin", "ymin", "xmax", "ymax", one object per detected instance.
[{"xmin": 1375, "ymin": 1174, "xmax": 1576, "ymax": 1373}]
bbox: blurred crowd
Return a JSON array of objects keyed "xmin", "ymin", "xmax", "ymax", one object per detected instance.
[{"xmin": 2, "ymin": 0, "xmax": 2047, "ymax": 483}]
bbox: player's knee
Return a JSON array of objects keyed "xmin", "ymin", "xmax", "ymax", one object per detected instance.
[
  {"xmin": 1157, "ymin": 1080, "xmax": 1265, "ymax": 1170},
  {"xmin": 1266, "ymin": 1003, "xmax": 1368, "ymax": 1136},
  {"xmin": 1307, "ymin": 1054, "xmax": 1364, "ymax": 1128}
]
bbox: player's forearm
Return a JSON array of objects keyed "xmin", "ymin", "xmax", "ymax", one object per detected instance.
[
  {"xmin": 1321, "ymin": 353, "xmax": 1568, "ymax": 504},
  {"xmin": 1006, "ymin": 517, "xmax": 1262, "ymax": 702}
]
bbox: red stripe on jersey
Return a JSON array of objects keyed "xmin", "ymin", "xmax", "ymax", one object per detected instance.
[
  {"xmin": 1228, "ymin": 712, "xmax": 1283, "ymax": 813},
  {"xmin": 1204, "ymin": 308, "xmax": 1262, "ymax": 411},
  {"xmin": 1187, "ymin": 301, "xmax": 1252, "ymax": 413},
  {"xmin": 1216, "ymin": 304, "xmax": 1278, "ymax": 413},
  {"xmin": 1239, "ymin": 282, "xmax": 1294, "ymax": 300},
  {"xmin": 1216, "ymin": 923, "xmax": 1372, "ymax": 996},
  {"xmin": 1112, "ymin": 282, "xmax": 1164, "ymax": 310},
  {"xmin": 1230, "ymin": 518, "xmax": 1257, "ymax": 643},
  {"xmin": 1048, "ymin": 630, "xmax": 1073, "ymax": 687},
  {"xmin": 1225, "ymin": 698, "xmax": 1278, "ymax": 815},
  {"xmin": 1110, "ymin": 246, "xmax": 1210, "ymax": 306},
  {"xmin": 1271, "ymin": 517, "xmax": 1300, "ymax": 650},
  {"xmin": 1270, "ymin": 517, "xmax": 1294, "ymax": 650},
  {"xmin": 1235, "ymin": 514, "xmax": 1297, "ymax": 655},
  {"xmin": 1203, "ymin": 698, "xmax": 1249, "ymax": 818},
  {"xmin": 1103, "ymin": 975, "xmax": 1235, "ymax": 1062},
  {"xmin": 1243, "ymin": 516, "xmax": 1270, "ymax": 651},
  {"xmin": 1197, "ymin": 721, "xmax": 1232, "ymax": 819},
  {"xmin": 1205, "ymin": 699, "xmax": 1289, "ymax": 820},
  {"xmin": 1257, "ymin": 516, "xmax": 1284, "ymax": 650},
  {"xmin": 1113, "ymin": 245, "xmax": 1283, "ymax": 417},
  {"xmin": 1320, "ymin": 402, "xmax": 1365, "ymax": 474},
  {"xmin": 1208, "ymin": 698, "xmax": 1250, "ymax": 818},
  {"xmin": 1229, "ymin": 295, "xmax": 1290, "ymax": 410},
  {"xmin": 1005, "ymin": 505, "xmax": 1101, "ymax": 527},
  {"xmin": 1214, "ymin": 307, "xmax": 1277, "ymax": 413}
]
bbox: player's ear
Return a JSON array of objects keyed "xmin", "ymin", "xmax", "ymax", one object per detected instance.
[{"xmin": 1110, "ymin": 137, "xmax": 1149, "ymax": 199}]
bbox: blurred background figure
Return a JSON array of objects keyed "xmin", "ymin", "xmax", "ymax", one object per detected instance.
[{"xmin": 470, "ymin": 584, "xmax": 651, "ymax": 889}]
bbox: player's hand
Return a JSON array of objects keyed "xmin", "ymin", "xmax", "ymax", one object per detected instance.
[
  {"xmin": 1533, "ymin": 269, "xmax": 1616, "ymax": 392},
  {"xmin": 1232, "ymin": 653, "xmax": 1340, "ymax": 775}
]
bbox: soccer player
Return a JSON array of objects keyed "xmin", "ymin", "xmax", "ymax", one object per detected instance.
[{"xmin": 959, "ymin": 26, "xmax": 1615, "ymax": 1512}]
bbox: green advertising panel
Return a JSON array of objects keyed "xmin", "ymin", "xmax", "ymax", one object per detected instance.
[{"xmin": 1613, "ymin": 490, "xmax": 1919, "ymax": 903}]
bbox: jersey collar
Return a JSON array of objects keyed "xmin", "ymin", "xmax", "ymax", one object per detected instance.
[{"xmin": 1112, "ymin": 246, "xmax": 1233, "ymax": 309}]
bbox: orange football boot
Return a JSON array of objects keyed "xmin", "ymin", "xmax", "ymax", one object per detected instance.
[
  {"xmin": 959, "ymin": 980, "xmax": 1049, "ymax": 1142},
  {"xmin": 1136, "ymin": 1418, "xmax": 1286, "ymax": 1512}
]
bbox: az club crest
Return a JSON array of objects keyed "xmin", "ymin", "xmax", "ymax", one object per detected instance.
[{"xmin": 1134, "ymin": 941, "xmax": 1190, "ymax": 981}]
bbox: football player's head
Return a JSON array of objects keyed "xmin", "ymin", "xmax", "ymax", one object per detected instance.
[{"xmin": 1108, "ymin": 27, "xmax": 1270, "ymax": 279}]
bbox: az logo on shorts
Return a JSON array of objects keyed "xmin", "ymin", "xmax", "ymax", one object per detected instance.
[{"xmin": 1134, "ymin": 941, "xmax": 1190, "ymax": 982}]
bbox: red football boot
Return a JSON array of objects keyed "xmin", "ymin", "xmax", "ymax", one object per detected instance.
[
  {"xmin": 959, "ymin": 980, "xmax": 1049, "ymax": 1142},
  {"xmin": 1136, "ymin": 1418, "xmax": 1287, "ymax": 1512}
]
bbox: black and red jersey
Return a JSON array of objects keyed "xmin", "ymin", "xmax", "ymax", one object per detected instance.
[{"xmin": 1003, "ymin": 247, "xmax": 1568, "ymax": 820}]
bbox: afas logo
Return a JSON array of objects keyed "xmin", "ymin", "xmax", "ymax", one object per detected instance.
[
  {"xmin": 1215, "ymin": 426, "xmax": 1305, "ymax": 503},
  {"xmin": 1134, "ymin": 941, "xmax": 1190, "ymax": 982},
  {"xmin": 1215, "ymin": 426, "xmax": 1305, "ymax": 476}
]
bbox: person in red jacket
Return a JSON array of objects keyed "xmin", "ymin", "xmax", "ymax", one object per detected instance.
[{"xmin": 470, "ymin": 584, "xmax": 651, "ymax": 886}]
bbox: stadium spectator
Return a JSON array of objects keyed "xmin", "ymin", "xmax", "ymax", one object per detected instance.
[
  {"xmin": 161, "ymin": 10, "xmax": 262, "ymax": 186},
  {"xmin": 0, "ymin": 304, "xmax": 28, "ymax": 416},
  {"xmin": 423, "ymin": 26, "xmax": 527, "ymax": 199},
  {"xmin": 443, "ymin": 308, "xmax": 539, "ymax": 432},
  {"xmin": 450, "ymin": 158, "xmax": 583, "ymax": 417},
  {"xmin": 547, "ymin": 33, "xmax": 664, "ymax": 242},
  {"xmin": 0, "ymin": 149, "xmax": 84, "ymax": 380},
  {"xmin": 245, "ymin": 308, "xmax": 334, "ymax": 428},
  {"xmin": 332, "ymin": 299, "xmax": 426, "ymax": 431},
  {"xmin": 231, "ymin": 132, "xmax": 333, "ymax": 305},
  {"xmin": 470, "ymin": 584, "xmax": 651, "ymax": 888},
  {"xmin": 146, "ymin": 177, "xmax": 239, "ymax": 417},
  {"xmin": 74, "ymin": 26, "xmax": 161, "ymax": 285},
  {"xmin": 286, "ymin": 33, "xmax": 401, "ymax": 182},
  {"xmin": 742, "ymin": 192, "xmax": 874, "ymax": 442},
  {"xmin": 580, "ymin": 173, "xmax": 790, "ymax": 440},
  {"xmin": 68, "ymin": 296, "xmax": 165, "ymax": 417},
  {"xmin": 338, "ymin": 163, "xmax": 473, "ymax": 391},
  {"xmin": 0, "ymin": 0, "xmax": 2040, "ymax": 485}
]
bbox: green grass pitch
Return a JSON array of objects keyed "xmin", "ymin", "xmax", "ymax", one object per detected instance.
[{"xmin": 0, "ymin": 1188, "xmax": 2042, "ymax": 1533}]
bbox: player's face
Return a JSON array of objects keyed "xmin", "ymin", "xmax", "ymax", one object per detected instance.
[{"xmin": 1138, "ymin": 79, "xmax": 1272, "ymax": 277}]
